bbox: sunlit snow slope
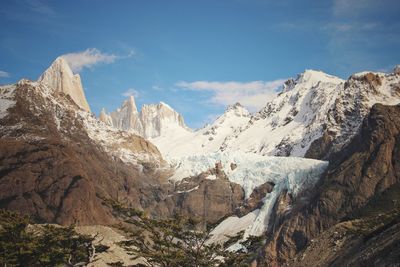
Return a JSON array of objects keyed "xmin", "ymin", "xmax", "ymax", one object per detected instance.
[{"xmin": 152, "ymin": 68, "xmax": 400, "ymax": 159}]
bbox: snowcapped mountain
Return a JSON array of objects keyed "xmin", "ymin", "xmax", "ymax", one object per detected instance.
[
  {"xmin": 100, "ymin": 96, "xmax": 144, "ymax": 134},
  {"xmin": 100, "ymin": 97, "xmax": 190, "ymax": 139},
  {"xmin": 318, "ymin": 70, "xmax": 400, "ymax": 156},
  {"xmin": 152, "ymin": 102, "xmax": 251, "ymax": 157},
  {"xmin": 152, "ymin": 68, "xmax": 400, "ymax": 159},
  {"xmin": 97, "ymin": 67, "xmax": 400, "ymax": 161}
]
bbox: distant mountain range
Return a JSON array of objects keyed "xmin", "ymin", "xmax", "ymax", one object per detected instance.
[{"xmin": 103, "ymin": 66, "xmax": 400, "ymax": 161}]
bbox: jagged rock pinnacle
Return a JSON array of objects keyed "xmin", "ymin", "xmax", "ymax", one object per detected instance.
[{"xmin": 38, "ymin": 56, "xmax": 91, "ymax": 112}]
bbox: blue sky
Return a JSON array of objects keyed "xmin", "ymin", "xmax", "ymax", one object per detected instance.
[{"xmin": 1, "ymin": 0, "xmax": 399, "ymax": 128}]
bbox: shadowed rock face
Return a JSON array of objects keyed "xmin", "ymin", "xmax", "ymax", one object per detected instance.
[
  {"xmin": 153, "ymin": 164, "xmax": 245, "ymax": 225},
  {"xmin": 0, "ymin": 81, "xmax": 167, "ymax": 225},
  {"xmin": 259, "ymin": 104, "xmax": 400, "ymax": 266}
]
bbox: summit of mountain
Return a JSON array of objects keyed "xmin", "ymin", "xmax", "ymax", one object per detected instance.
[{"xmin": 38, "ymin": 56, "xmax": 91, "ymax": 112}]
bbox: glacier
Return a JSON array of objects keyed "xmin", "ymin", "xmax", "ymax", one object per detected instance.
[{"xmin": 168, "ymin": 152, "xmax": 328, "ymax": 243}]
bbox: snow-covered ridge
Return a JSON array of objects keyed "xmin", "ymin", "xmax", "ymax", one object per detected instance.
[
  {"xmin": 151, "ymin": 102, "xmax": 251, "ymax": 158},
  {"xmin": 153, "ymin": 67, "xmax": 400, "ymax": 159},
  {"xmin": 153, "ymin": 69, "xmax": 344, "ymax": 158},
  {"xmin": 169, "ymin": 152, "xmax": 328, "ymax": 241}
]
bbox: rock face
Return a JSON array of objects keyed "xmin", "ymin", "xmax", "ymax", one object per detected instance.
[
  {"xmin": 38, "ymin": 57, "xmax": 91, "ymax": 112},
  {"xmin": 141, "ymin": 102, "xmax": 187, "ymax": 138},
  {"xmin": 258, "ymin": 104, "xmax": 400, "ymax": 266},
  {"xmin": 107, "ymin": 96, "xmax": 144, "ymax": 134},
  {"xmin": 0, "ymin": 60, "xmax": 168, "ymax": 225},
  {"xmin": 154, "ymin": 165, "xmax": 245, "ymax": 225},
  {"xmin": 100, "ymin": 97, "xmax": 189, "ymax": 139}
]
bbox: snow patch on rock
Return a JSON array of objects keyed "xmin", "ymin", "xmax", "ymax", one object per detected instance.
[{"xmin": 0, "ymin": 84, "xmax": 16, "ymax": 119}]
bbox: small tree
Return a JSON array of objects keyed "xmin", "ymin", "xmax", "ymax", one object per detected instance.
[
  {"xmin": 105, "ymin": 200, "xmax": 264, "ymax": 267},
  {"xmin": 0, "ymin": 210, "xmax": 36, "ymax": 266},
  {"xmin": 119, "ymin": 215, "xmax": 225, "ymax": 267}
]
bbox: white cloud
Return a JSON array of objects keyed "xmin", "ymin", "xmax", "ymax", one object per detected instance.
[
  {"xmin": 175, "ymin": 79, "xmax": 285, "ymax": 111},
  {"xmin": 122, "ymin": 88, "xmax": 140, "ymax": 98},
  {"xmin": 0, "ymin": 71, "xmax": 10, "ymax": 78},
  {"xmin": 62, "ymin": 48, "xmax": 118, "ymax": 72}
]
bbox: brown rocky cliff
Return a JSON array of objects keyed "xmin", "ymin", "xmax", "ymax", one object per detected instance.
[
  {"xmin": 258, "ymin": 104, "xmax": 400, "ymax": 266},
  {"xmin": 0, "ymin": 82, "xmax": 167, "ymax": 225}
]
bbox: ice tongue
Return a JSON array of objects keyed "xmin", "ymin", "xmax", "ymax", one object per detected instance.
[{"xmin": 38, "ymin": 56, "xmax": 91, "ymax": 112}]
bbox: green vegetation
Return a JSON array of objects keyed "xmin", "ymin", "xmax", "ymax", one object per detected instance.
[{"xmin": 0, "ymin": 209, "xmax": 103, "ymax": 267}]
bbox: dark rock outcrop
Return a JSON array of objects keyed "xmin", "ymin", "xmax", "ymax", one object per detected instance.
[
  {"xmin": 154, "ymin": 164, "xmax": 245, "ymax": 225},
  {"xmin": 259, "ymin": 104, "xmax": 400, "ymax": 266},
  {"xmin": 237, "ymin": 181, "xmax": 275, "ymax": 216}
]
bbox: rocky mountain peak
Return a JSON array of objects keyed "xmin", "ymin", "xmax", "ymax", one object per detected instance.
[
  {"xmin": 281, "ymin": 70, "xmax": 343, "ymax": 94},
  {"xmin": 123, "ymin": 95, "xmax": 139, "ymax": 113},
  {"xmin": 225, "ymin": 102, "xmax": 250, "ymax": 117},
  {"xmin": 282, "ymin": 78, "xmax": 296, "ymax": 93},
  {"xmin": 158, "ymin": 101, "xmax": 173, "ymax": 110},
  {"xmin": 38, "ymin": 57, "xmax": 91, "ymax": 112},
  {"xmin": 140, "ymin": 102, "xmax": 188, "ymax": 138},
  {"xmin": 101, "ymin": 98, "xmax": 189, "ymax": 139},
  {"xmin": 298, "ymin": 69, "xmax": 344, "ymax": 86}
]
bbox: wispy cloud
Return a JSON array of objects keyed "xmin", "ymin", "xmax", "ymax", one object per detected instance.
[
  {"xmin": 25, "ymin": 0, "xmax": 57, "ymax": 17},
  {"xmin": 332, "ymin": 0, "xmax": 373, "ymax": 17},
  {"xmin": 325, "ymin": 0, "xmax": 400, "ymax": 72},
  {"xmin": 331, "ymin": 0, "xmax": 398, "ymax": 18},
  {"xmin": 62, "ymin": 48, "xmax": 120, "ymax": 72},
  {"xmin": 0, "ymin": 71, "xmax": 10, "ymax": 78},
  {"xmin": 152, "ymin": 85, "xmax": 163, "ymax": 91},
  {"xmin": 122, "ymin": 88, "xmax": 140, "ymax": 98},
  {"xmin": 175, "ymin": 80, "xmax": 285, "ymax": 111}
]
